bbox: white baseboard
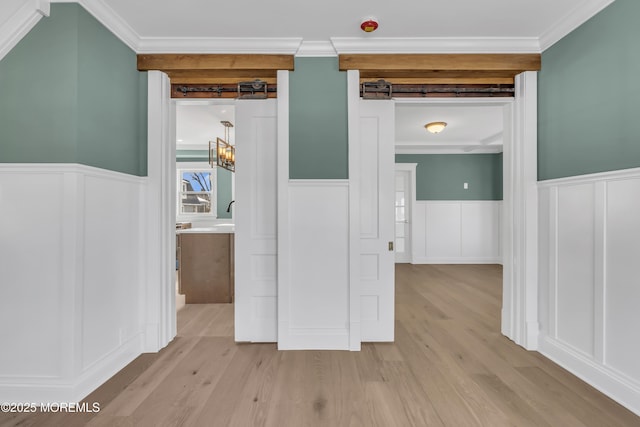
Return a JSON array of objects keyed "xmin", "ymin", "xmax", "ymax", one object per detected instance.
[
  {"xmin": 539, "ymin": 336, "xmax": 640, "ymax": 417},
  {"xmin": 278, "ymin": 328, "xmax": 350, "ymax": 351},
  {"xmin": 71, "ymin": 333, "xmax": 143, "ymax": 402},
  {"xmin": 142, "ymin": 322, "xmax": 160, "ymax": 353},
  {"xmin": 525, "ymin": 321, "xmax": 540, "ymax": 350},
  {"xmin": 0, "ymin": 334, "xmax": 142, "ymax": 403}
]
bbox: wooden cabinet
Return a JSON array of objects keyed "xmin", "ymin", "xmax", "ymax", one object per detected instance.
[{"xmin": 177, "ymin": 233, "xmax": 234, "ymax": 303}]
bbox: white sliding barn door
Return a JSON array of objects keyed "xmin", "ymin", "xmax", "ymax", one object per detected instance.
[
  {"xmin": 234, "ymin": 99, "xmax": 278, "ymax": 342},
  {"xmin": 358, "ymin": 100, "xmax": 396, "ymax": 341}
]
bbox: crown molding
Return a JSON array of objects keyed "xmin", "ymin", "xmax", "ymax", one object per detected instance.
[
  {"xmin": 331, "ymin": 37, "xmax": 541, "ymax": 54},
  {"xmin": 35, "ymin": 0, "xmax": 51, "ymax": 15},
  {"xmin": 53, "ymin": 0, "xmax": 303, "ymax": 54},
  {"xmin": 137, "ymin": 37, "xmax": 302, "ymax": 54},
  {"xmin": 0, "ymin": 0, "xmax": 50, "ymax": 61},
  {"xmin": 539, "ymin": 0, "xmax": 615, "ymax": 51},
  {"xmin": 72, "ymin": 0, "xmax": 139, "ymax": 51},
  {"xmin": 295, "ymin": 40, "xmax": 337, "ymax": 57}
]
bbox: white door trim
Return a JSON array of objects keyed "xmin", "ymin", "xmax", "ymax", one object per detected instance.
[
  {"xmin": 145, "ymin": 70, "xmax": 176, "ymax": 352},
  {"xmin": 510, "ymin": 71, "xmax": 539, "ymax": 350},
  {"xmin": 346, "ymin": 70, "xmax": 361, "ymax": 350},
  {"xmin": 276, "ymin": 70, "xmax": 292, "ymax": 349},
  {"xmin": 395, "ymin": 163, "xmax": 417, "ymax": 264}
]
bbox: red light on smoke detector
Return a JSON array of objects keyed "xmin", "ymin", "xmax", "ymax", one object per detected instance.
[{"xmin": 360, "ymin": 19, "xmax": 378, "ymax": 32}]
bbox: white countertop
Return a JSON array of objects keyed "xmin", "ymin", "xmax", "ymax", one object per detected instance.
[{"xmin": 177, "ymin": 225, "xmax": 235, "ymax": 234}]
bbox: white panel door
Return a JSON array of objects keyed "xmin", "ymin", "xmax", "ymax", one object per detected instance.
[
  {"xmin": 234, "ymin": 99, "xmax": 278, "ymax": 342},
  {"xmin": 359, "ymin": 100, "xmax": 395, "ymax": 341}
]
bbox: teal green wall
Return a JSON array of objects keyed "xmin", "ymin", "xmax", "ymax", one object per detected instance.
[
  {"xmin": 395, "ymin": 154, "xmax": 503, "ymax": 200},
  {"xmin": 0, "ymin": 4, "xmax": 78, "ymax": 163},
  {"xmin": 538, "ymin": 0, "xmax": 640, "ymax": 180},
  {"xmin": 289, "ymin": 57, "xmax": 348, "ymax": 179},
  {"xmin": 176, "ymin": 152, "xmax": 233, "ymax": 219},
  {"xmin": 0, "ymin": 4, "xmax": 147, "ymax": 176},
  {"xmin": 216, "ymin": 168, "xmax": 233, "ymax": 219}
]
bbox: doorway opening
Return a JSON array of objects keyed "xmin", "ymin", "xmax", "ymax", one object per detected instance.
[
  {"xmin": 174, "ymin": 100, "xmax": 236, "ymax": 325},
  {"xmin": 388, "ymin": 95, "xmax": 538, "ymax": 349},
  {"xmin": 393, "ymin": 99, "xmax": 506, "ymax": 266},
  {"xmin": 150, "ymin": 70, "xmax": 537, "ymax": 352}
]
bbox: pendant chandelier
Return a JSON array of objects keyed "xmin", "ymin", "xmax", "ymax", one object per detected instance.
[{"xmin": 210, "ymin": 120, "xmax": 235, "ymax": 172}]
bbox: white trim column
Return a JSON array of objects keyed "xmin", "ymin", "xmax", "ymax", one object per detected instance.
[
  {"xmin": 347, "ymin": 69, "xmax": 361, "ymax": 350},
  {"xmin": 503, "ymin": 70, "xmax": 539, "ymax": 350},
  {"xmin": 276, "ymin": 69, "xmax": 291, "ymax": 348},
  {"xmin": 144, "ymin": 70, "xmax": 176, "ymax": 352}
]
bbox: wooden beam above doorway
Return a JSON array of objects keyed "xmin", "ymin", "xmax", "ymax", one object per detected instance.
[
  {"xmin": 339, "ymin": 53, "xmax": 541, "ymax": 85},
  {"xmin": 137, "ymin": 54, "xmax": 294, "ymax": 85}
]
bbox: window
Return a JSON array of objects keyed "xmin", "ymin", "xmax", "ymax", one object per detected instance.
[{"xmin": 178, "ymin": 169, "xmax": 215, "ymax": 216}]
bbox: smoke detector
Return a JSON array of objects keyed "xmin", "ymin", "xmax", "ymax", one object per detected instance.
[{"xmin": 360, "ymin": 18, "xmax": 379, "ymax": 33}]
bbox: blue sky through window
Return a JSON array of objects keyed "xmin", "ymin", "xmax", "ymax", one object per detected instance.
[{"xmin": 182, "ymin": 172, "xmax": 211, "ymax": 192}]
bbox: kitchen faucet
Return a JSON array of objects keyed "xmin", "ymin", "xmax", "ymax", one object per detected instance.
[{"xmin": 226, "ymin": 200, "xmax": 235, "ymax": 212}]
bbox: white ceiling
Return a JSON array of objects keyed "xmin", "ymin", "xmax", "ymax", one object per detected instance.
[
  {"xmin": 176, "ymin": 103, "xmax": 235, "ymax": 150},
  {"xmin": 395, "ymin": 103, "xmax": 504, "ymax": 154},
  {"xmin": 104, "ymin": 0, "xmax": 591, "ymax": 42},
  {"xmin": 1, "ymin": 1, "xmax": 615, "ymax": 54}
]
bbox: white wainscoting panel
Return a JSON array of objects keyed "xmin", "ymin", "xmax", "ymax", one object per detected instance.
[
  {"xmin": 605, "ymin": 178, "xmax": 640, "ymax": 381},
  {"xmin": 413, "ymin": 202, "xmax": 427, "ymax": 260},
  {"xmin": 82, "ymin": 173, "xmax": 144, "ymax": 370},
  {"xmin": 425, "ymin": 202, "xmax": 461, "ymax": 259},
  {"xmin": 0, "ymin": 164, "xmax": 146, "ymax": 403},
  {"xmin": 539, "ymin": 168, "xmax": 640, "ymax": 417},
  {"xmin": 556, "ymin": 184, "xmax": 595, "ymax": 356},
  {"xmin": 0, "ymin": 171, "xmax": 66, "ymax": 378},
  {"xmin": 280, "ymin": 180, "xmax": 350, "ymax": 350},
  {"xmin": 412, "ymin": 201, "xmax": 502, "ymax": 264},
  {"xmin": 461, "ymin": 202, "xmax": 501, "ymax": 260}
]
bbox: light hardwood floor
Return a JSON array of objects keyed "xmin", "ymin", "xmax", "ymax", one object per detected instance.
[{"xmin": 2, "ymin": 264, "xmax": 639, "ymax": 426}]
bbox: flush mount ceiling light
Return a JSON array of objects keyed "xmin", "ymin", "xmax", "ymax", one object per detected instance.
[{"xmin": 425, "ymin": 121, "xmax": 447, "ymax": 134}]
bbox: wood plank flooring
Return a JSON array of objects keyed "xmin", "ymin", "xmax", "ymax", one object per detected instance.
[{"xmin": 2, "ymin": 264, "xmax": 639, "ymax": 426}]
